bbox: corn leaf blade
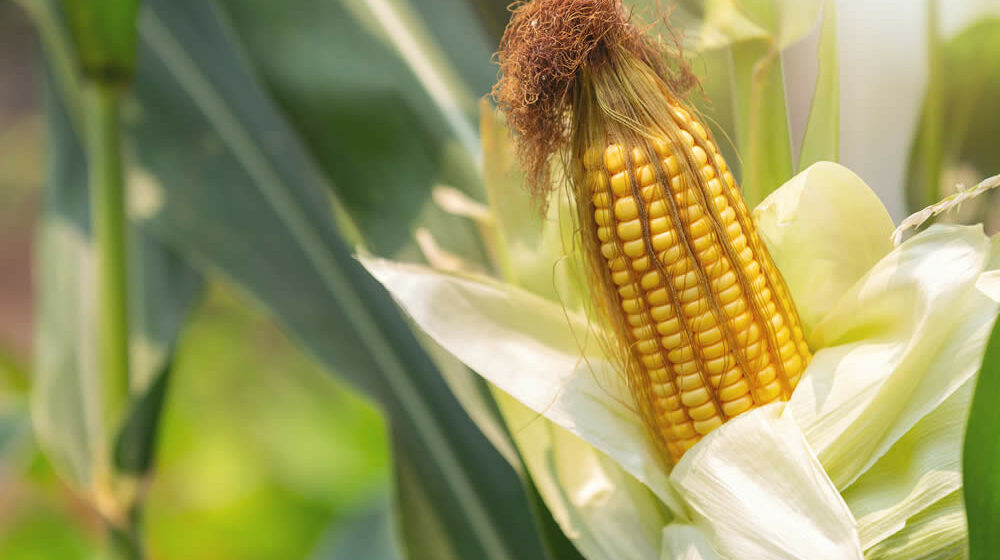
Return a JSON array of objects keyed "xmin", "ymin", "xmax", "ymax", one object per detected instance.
[
  {"xmin": 906, "ymin": 18, "xmax": 1000, "ymax": 218},
  {"xmin": 35, "ymin": 0, "xmax": 565, "ymax": 557},
  {"xmin": 796, "ymin": 0, "xmax": 838, "ymax": 170},
  {"xmin": 963, "ymin": 311, "xmax": 1000, "ymax": 560}
]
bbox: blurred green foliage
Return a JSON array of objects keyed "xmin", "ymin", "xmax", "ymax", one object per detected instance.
[
  {"xmin": 0, "ymin": 284, "xmax": 391, "ymax": 559},
  {"xmin": 907, "ymin": 18, "xmax": 1000, "ymax": 221}
]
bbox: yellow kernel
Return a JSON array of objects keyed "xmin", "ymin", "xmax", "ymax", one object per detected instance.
[
  {"xmin": 728, "ymin": 314, "xmax": 751, "ymax": 336},
  {"xmin": 673, "ymin": 270, "xmax": 698, "ymax": 290},
  {"xmin": 683, "ymin": 299, "xmax": 709, "ymax": 318},
  {"xmin": 700, "ymin": 339, "xmax": 726, "ymax": 360},
  {"xmin": 681, "ymin": 387, "xmax": 710, "ymax": 407},
  {"xmin": 674, "ymin": 360, "xmax": 699, "ymax": 376},
  {"xmin": 678, "ymin": 286, "xmax": 700, "ymax": 303},
  {"xmin": 622, "ymin": 238, "xmax": 645, "ymax": 258},
  {"xmin": 610, "ymin": 171, "xmax": 630, "ymax": 196},
  {"xmin": 719, "ymin": 379, "xmax": 749, "ymax": 401},
  {"xmin": 705, "ymin": 356, "xmax": 728, "ymax": 375},
  {"xmin": 661, "ymin": 245, "xmax": 683, "ymax": 265},
  {"xmin": 691, "ymin": 146, "xmax": 708, "ymax": 166},
  {"xmin": 592, "ymin": 191, "xmax": 611, "ymax": 208},
  {"xmin": 609, "ymin": 256, "xmax": 628, "ymax": 271},
  {"xmin": 605, "ymin": 145, "xmax": 625, "ymax": 172},
  {"xmin": 641, "ymin": 353, "xmax": 664, "ymax": 368},
  {"xmin": 600, "ymin": 242, "xmax": 618, "ymax": 259},
  {"xmin": 722, "ymin": 394, "xmax": 753, "ymax": 417},
  {"xmin": 706, "ymin": 178, "xmax": 723, "ymax": 196},
  {"xmin": 676, "ymin": 437, "xmax": 699, "ymax": 451},
  {"xmin": 615, "ymin": 196, "xmax": 639, "ymax": 221},
  {"xmin": 756, "ymin": 364, "xmax": 776, "ymax": 385},
  {"xmin": 716, "ymin": 201, "xmax": 735, "ymax": 220},
  {"xmin": 649, "ymin": 304, "xmax": 674, "ymax": 322},
  {"xmin": 776, "ymin": 326, "xmax": 791, "ymax": 345},
  {"xmin": 641, "ymin": 184, "xmax": 662, "ymax": 202},
  {"xmin": 689, "ymin": 216, "xmax": 710, "ymax": 238},
  {"xmin": 690, "ymin": 120, "xmax": 708, "ymax": 140},
  {"xmin": 597, "ymin": 227, "xmax": 612, "ymax": 243},
  {"xmin": 636, "ymin": 338, "xmax": 660, "ymax": 355},
  {"xmin": 698, "ymin": 326, "xmax": 723, "ymax": 346},
  {"xmin": 652, "ymin": 137, "xmax": 670, "ymax": 156},
  {"xmin": 631, "ymin": 147, "xmax": 648, "ymax": 166},
  {"xmin": 648, "ymin": 199, "xmax": 668, "ymax": 219},
  {"xmin": 717, "ymin": 282, "xmax": 741, "ymax": 305},
  {"xmin": 693, "ymin": 233, "xmax": 714, "ymax": 252},
  {"xmin": 662, "ymin": 156, "xmax": 680, "ymax": 177},
  {"xmin": 688, "ymin": 400, "xmax": 718, "ymax": 421},
  {"xmin": 713, "ymin": 271, "xmax": 737, "ymax": 291},
  {"xmin": 618, "ymin": 283, "xmax": 637, "ymax": 299},
  {"xmin": 651, "ymin": 230, "xmax": 674, "ymax": 252},
  {"xmin": 757, "ymin": 381, "xmax": 782, "ymax": 402},
  {"xmin": 784, "ymin": 353, "xmax": 803, "ymax": 373},
  {"xmin": 622, "ymin": 298, "xmax": 641, "ymax": 314},
  {"xmin": 679, "ymin": 130, "xmax": 695, "ymax": 147},
  {"xmin": 632, "ymin": 325, "xmax": 655, "ymax": 340},
  {"xmin": 694, "ymin": 416, "xmax": 723, "ymax": 435},
  {"xmin": 661, "ymin": 332, "xmax": 683, "ymax": 349},
  {"xmin": 672, "ymin": 422, "xmax": 696, "ymax": 440},
  {"xmin": 655, "ymin": 316, "xmax": 681, "ymax": 336},
  {"xmin": 648, "ymin": 287, "xmax": 669, "ymax": 306},
  {"xmin": 631, "ymin": 256, "xmax": 650, "ymax": 271},
  {"xmin": 690, "ymin": 311, "xmax": 717, "ymax": 331},
  {"xmin": 668, "ymin": 346, "xmax": 693, "ymax": 363},
  {"xmin": 617, "ymin": 219, "xmax": 643, "ymax": 241},
  {"xmin": 651, "ymin": 380, "xmax": 675, "ymax": 396},
  {"xmin": 640, "ymin": 270, "xmax": 661, "ymax": 290},
  {"xmin": 595, "ymin": 208, "xmax": 613, "ymax": 227},
  {"xmin": 637, "ymin": 164, "xmax": 657, "ymax": 186},
  {"xmin": 611, "ymin": 269, "xmax": 631, "ymax": 286}
]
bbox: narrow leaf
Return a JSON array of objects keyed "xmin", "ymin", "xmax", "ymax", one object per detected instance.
[
  {"xmin": 38, "ymin": 0, "xmax": 560, "ymax": 557},
  {"xmin": 729, "ymin": 39, "xmax": 794, "ymax": 206},
  {"xmin": 963, "ymin": 310, "xmax": 1000, "ymax": 559},
  {"xmin": 797, "ymin": 0, "xmax": 839, "ymax": 170}
]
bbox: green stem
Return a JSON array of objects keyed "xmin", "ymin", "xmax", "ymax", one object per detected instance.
[
  {"xmin": 106, "ymin": 511, "xmax": 144, "ymax": 560},
  {"xmin": 85, "ymin": 82, "xmax": 130, "ymax": 441}
]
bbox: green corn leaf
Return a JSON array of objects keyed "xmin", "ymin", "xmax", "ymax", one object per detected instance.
[
  {"xmin": 213, "ymin": 0, "xmax": 489, "ymax": 259},
  {"xmin": 729, "ymin": 37, "xmax": 794, "ymax": 207},
  {"xmin": 906, "ymin": 17, "xmax": 1000, "ymax": 217},
  {"xmin": 310, "ymin": 495, "xmax": 400, "ymax": 560},
  {"xmin": 797, "ymin": 0, "xmax": 839, "ymax": 170},
  {"xmin": 37, "ymin": 0, "xmax": 569, "ymax": 557},
  {"xmin": 963, "ymin": 314, "xmax": 1000, "ymax": 560}
]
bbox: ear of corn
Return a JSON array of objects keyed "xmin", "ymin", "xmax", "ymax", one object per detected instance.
[
  {"xmin": 580, "ymin": 101, "xmax": 812, "ymax": 463},
  {"xmin": 493, "ymin": 0, "xmax": 811, "ymax": 465}
]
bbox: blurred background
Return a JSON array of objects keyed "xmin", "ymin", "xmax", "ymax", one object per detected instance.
[
  {"xmin": 0, "ymin": 4, "xmax": 391, "ymax": 558},
  {"xmin": 3, "ymin": 0, "xmax": 1000, "ymax": 558}
]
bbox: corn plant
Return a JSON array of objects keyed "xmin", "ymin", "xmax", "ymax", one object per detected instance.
[{"xmin": 9, "ymin": 0, "xmax": 1000, "ymax": 558}]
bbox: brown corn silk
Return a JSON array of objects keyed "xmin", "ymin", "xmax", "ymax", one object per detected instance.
[{"xmin": 494, "ymin": 0, "xmax": 811, "ymax": 464}]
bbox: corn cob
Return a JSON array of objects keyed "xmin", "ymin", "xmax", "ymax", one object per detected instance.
[
  {"xmin": 494, "ymin": 0, "xmax": 812, "ymax": 464},
  {"xmin": 582, "ymin": 103, "xmax": 811, "ymax": 462}
]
